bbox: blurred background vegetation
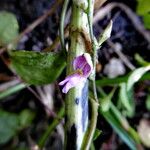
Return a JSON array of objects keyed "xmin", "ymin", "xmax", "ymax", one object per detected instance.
[{"xmin": 0, "ymin": 0, "xmax": 150, "ymax": 149}]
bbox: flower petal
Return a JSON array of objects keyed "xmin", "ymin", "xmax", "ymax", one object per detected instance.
[
  {"xmin": 59, "ymin": 53, "xmax": 93, "ymax": 93},
  {"xmin": 60, "ymin": 73, "xmax": 86, "ymax": 93},
  {"xmin": 83, "ymin": 53, "xmax": 93, "ymax": 71},
  {"xmin": 59, "ymin": 77, "xmax": 70, "ymax": 86},
  {"xmin": 73, "ymin": 53, "xmax": 93, "ymax": 74},
  {"xmin": 73, "ymin": 54, "xmax": 86, "ymax": 70}
]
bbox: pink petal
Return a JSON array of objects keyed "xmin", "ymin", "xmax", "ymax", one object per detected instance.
[
  {"xmin": 59, "ymin": 53, "xmax": 93, "ymax": 93},
  {"xmin": 73, "ymin": 54, "xmax": 86, "ymax": 70},
  {"xmin": 59, "ymin": 73, "xmax": 86, "ymax": 93},
  {"xmin": 59, "ymin": 77, "xmax": 70, "ymax": 86},
  {"xmin": 82, "ymin": 64, "xmax": 91, "ymax": 76}
]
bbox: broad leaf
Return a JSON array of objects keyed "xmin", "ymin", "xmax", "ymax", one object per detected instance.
[
  {"xmin": 0, "ymin": 11, "xmax": 19, "ymax": 47},
  {"xmin": 0, "ymin": 109, "xmax": 34, "ymax": 144},
  {"xmin": 10, "ymin": 50, "xmax": 66, "ymax": 85},
  {"xmin": 0, "ymin": 110, "xmax": 19, "ymax": 144}
]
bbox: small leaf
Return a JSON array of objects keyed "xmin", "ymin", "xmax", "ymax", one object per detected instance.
[
  {"xmin": 135, "ymin": 53, "xmax": 150, "ymax": 66},
  {"xmin": 0, "ymin": 11, "xmax": 19, "ymax": 47},
  {"xmin": 119, "ymin": 83, "xmax": 134, "ymax": 117},
  {"xmin": 93, "ymin": 129, "xmax": 102, "ymax": 141},
  {"xmin": 98, "ymin": 20, "xmax": 112, "ymax": 46},
  {"xmin": 10, "ymin": 50, "xmax": 66, "ymax": 85},
  {"xmin": 127, "ymin": 66, "xmax": 150, "ymax": 92}
]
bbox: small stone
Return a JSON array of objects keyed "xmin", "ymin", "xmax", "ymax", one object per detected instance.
[{"xmin": 104, "ymin": 58, "xmax": 125, "ymax": 78}]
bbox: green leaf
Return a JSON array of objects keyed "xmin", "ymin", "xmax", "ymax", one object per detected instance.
[
  {"xmin": 101, "ymin": 88, "xmax": 115, "ymax": 112},
  {"xmin": 136, "ymin": 0, "xmax": 150, "ymax": 29},
  {"xmin": 143, "ymin": 13, "xmax": 150, "ymax": 29},
  {"xmin": 0, "ymin": 11, "xmax": 19, "ymax": 47},
  {"xmin": 0, "ymin": 110, "xmax": 19, "ymax": 144},
  {"xmin": 135, "ymin": 53, "xmax": 150, "ymax": 66},
  {"xmin": 146, "ymin": 94, "xmax": 150, "ymax": 111},
  {"xmin": 0, "ymin": 109, "xmax": 34, "ymax": 144},
  {"xmin": 0, "ymin": 83, "xmax": 26, "ymax": 100},
  {"xmin": 18, "ymin": 110, "xmax": 35, "ymax": 128},
  {"xmin": 98, "ymin": 20, "xmax": 112, "ymax": 46},
  {"xmin": 119, "ymin": 83, "xmax": 135, "ymax": 117},
  {"xmin": 10, "ymin": 50, "xmax": 66, "ymax": 85},
  {"xmin": 100, "ymin": 109, "xmax": 137, "ymax": 150},
  {"xmin": 136, "ymin": 0, "xmax": 150, "ymax": 15},
  {"xmin": 96, "ymin": 72, "xmax": 150, "ymax": 87},
  {"xmin": 127, "ymin": 66, "xmax": 150, "ymax": 92},
  {"xmin": 93, "ymin": 129, "xmax": 102, "ymax": 141}
]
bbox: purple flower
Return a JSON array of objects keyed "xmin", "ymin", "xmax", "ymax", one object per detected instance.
[{"xmin": 59, "ymin": 53, "xmax": 93, "ymax": 93}]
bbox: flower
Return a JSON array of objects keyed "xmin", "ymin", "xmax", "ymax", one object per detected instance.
[{"xmin": 59, "ymin": 53, "xmax": 93, "ymax": 93}]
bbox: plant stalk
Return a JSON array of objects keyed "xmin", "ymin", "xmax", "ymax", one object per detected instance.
[{"xmin": 65, "ymin": 1, "xmax": 90, "ymax": 149}]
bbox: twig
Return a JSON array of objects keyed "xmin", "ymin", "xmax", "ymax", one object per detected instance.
[
  {"xmin": 0, "ymin": 79, "xmax": 20, "ymax": 91},
  {"xmin": 94, "ymin": 0, "xmax": 107, "ymax": 11},
  {"xmin": 107, "ymin": 40, "xmax": 135, "ymax": 70},
  {"xmin": 93, "ymin": 2, "xmax": 150, "ymax": 44},
  {"xmin": 0, "ymin": 73, "xmax": 14, "ymax": 81},
  {"xmin": 27, "ymin": 86, "xmax": 57, "ymax": 117},
  {"xmin": 43, "ymin": 25, "xmax": 69, "ymax": 52},
  {"xmin": 36, "ymin": 85, "xmax": 55, "ymax": 116},
  {"xmin": 0, "ymin": 83, "xmax": 26, "ymax": 100},
  {"xmin": 0, "ymin": 47, "xmax": 6, "ymax": 55}
]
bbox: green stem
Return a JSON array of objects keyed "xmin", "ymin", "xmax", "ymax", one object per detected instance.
[
  {"xmin": 87, "ymin": 0, "xmax": 98, "ymax": 102},
  {"xmin": 80, "ymin": 0, "xmax": 99, "ymax": 149},
  {"xmin": 60, "ymin": 0, "xmax": 69, "ymax": 50},
  {"xmin": 96, "ymin": 72, "xmax": 150, "ymax": 87},
  {"xmin": 38, "ymin": 107, "xmax": 64, "ymax": 148},
  {"xmin": 81, "ymin": 98, "xmax": 99, "ymax": 150},
  {"xmin": 0, "ymin": 83, "xmax": 26, "ymax": 100},
  {"xmin": 65, "ymin": 1, "xmax": 89, "ymax": 149}
]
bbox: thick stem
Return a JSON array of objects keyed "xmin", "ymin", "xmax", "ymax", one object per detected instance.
[{"xmin": 65, "ymin": 2, "xmax": 89, "ymax": 150}]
